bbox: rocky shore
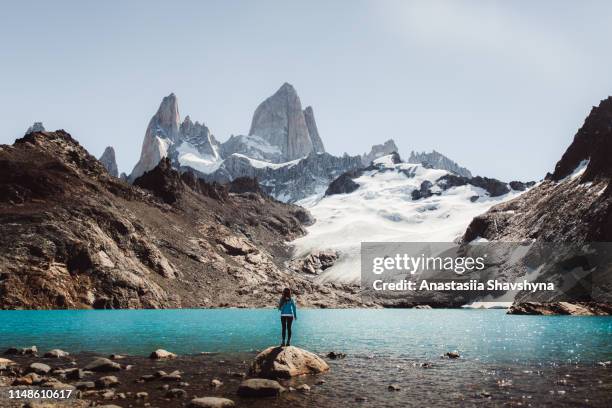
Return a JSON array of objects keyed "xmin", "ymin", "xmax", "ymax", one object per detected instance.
[
  {"xmin": 0, "ymin": 346, "xmax": 332, "ymax": 408},
  {"xmin": 508, "ymin": 302, "xmax": 612, "ymax": 316},
  {"xmin": 1, "ymin": 343, "xmax": 611, "ymax": 408}
]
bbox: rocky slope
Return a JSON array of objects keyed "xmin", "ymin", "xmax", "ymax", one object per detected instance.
[
  {"xmin": 408, "ymin": 150, "xmax": 472, "ymax": 178},
  {"xmin": 0, "ymin": 130, "xmax": 367, "ymax": 309},
  {"xmin": 462, "ymin": 96, "xmax": 612, "ymax": 314},
  {"xmin": 99, "ymin": 146, "xmax": 119, "ymax": 177}
]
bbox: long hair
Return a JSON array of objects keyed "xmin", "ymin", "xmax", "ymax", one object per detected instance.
[{"xmin": 279, "ymin": 288, "xmax": 292, "ymax": 307}]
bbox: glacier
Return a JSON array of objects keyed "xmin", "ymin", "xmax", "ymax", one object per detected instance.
[{"xmin": 292, "ymin": 155, "xmax": 527, "ymax": 283}]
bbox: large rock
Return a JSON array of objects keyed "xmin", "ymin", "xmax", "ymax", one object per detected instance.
[
  {"xmin": 237, "ymin": 378, "xmax": 285, "ymax": 397},
  {"xmin": 189, "ymin": 397, "xmax": 235, "ymax": 408},
  {"xmin": 95, "ymin": 375, "xmax": 120, "ymax": 388},
  {"xmin": 28, "ymin": 363, "xmax": 51, "ymax": 374},
  {"xmin": 248, "ymin": 83, "xmax": 314, "ymax": 161},
  {"xmin": 249, "ymin": 346, "xmax": 329, "ymax": 379},
  {"xmin": 44, "ymin": 349, "xmax": 69, "ymax": 358},
  {"xmin": 84, "ymin": 358, "xmax": 121, "ymax": 372},
  {"xmin": 0, "ymin": 358, "xmax": 17, "ymax": 369},
  {"xmin": 325, "ymin": 169, "xmax": 362, "ymax": 196},
  {"xmin": 99, "ymin": 146, "xmax": 119, "ymax": 178},
  {"xmin": 149, "ymin": 349, "xmax": 177, "ymax": 359}
]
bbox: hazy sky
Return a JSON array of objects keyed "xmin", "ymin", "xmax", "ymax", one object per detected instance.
[{"xmin": 2, "ymin": 0, "xmax": 612, "ymax": 181}]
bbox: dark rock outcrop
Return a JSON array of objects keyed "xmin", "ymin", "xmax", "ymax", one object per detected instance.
[
  {"xmin": 134, "ymin": 158, "xmax": 184, "ymax": 204},
  {"xmin": 411, "ymin": 180, "xmax": 434, "ymax": 200},
  {"xmin": 227, "ymin": 177, "xmax": 262, "ymax": 195},
  {"xmin": 324, "ymin": 169, "xmax": 362, "ymax": 196},
  {"xmin": 437, "ymin": 174, "xmax": 510, "ymax": 197},
  {"xmin": 509, "ymin": 180, "xmax": 536, "ymax": 191}
]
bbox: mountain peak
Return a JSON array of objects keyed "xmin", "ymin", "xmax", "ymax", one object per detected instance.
[
  {"xmin": 362, "ymin": 139, "xmax": 399, "ymax": 166},
  {"xmin": 279, "ymin": 82, "xmax": 296, "ymax": 93},
  {"xmin": 129, "ymin": 94, "xmax": 181, "ymax": 181},
  {"xmin": 25, "ymin": 122, "xmax": 45, "ymax": 134},
  {"xmin": 408, "ymin": 150, "xmax": 472, "ymax": 178},
  {"xmin": 99, "ymin": 146, "xmax": 119, "ymax": 178},
  {"xmin": 248, "ymin": 83, "xmax": 314, "ymax": 161},
  {"xmin": 548, "ymin": 96, "xmax": 612, "ymax": 182}
]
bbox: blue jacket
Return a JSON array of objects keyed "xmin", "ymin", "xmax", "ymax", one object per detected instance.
[{"xmin": 279, "ymin": 298, "xmax": 297, "ymax": 318}]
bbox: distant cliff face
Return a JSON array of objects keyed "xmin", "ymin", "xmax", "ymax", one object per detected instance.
[
  {"xmin": 303, "ymin": 106, "xmax": 325, "ymax": 154},
  {"xmin": 408, "ymin": 150, "xmax": 472, "ymax": 178},
  {"xmin": 0, "ymin": 131, "xmax": 365, "ymax": 309},
  {"xmin": 248, "ymin": 83, "xmax": 318, "ymax": 162},
  {"xmin": 99, "ymin": 146, "xmax": 119, "ymax": 177}
]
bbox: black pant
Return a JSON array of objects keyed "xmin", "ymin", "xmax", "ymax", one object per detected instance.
[{"xmin": 281, "ymin": 316, "xmax": 293, "ymax": 343}]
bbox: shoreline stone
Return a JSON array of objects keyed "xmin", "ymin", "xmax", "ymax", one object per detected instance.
[
  {"xmin": 249, "ymin": 346, "xmax": 329, "ymax": 379},
  {"xmin": 237, "ymin": 378, "xmax": 285, "ymax": 397}
]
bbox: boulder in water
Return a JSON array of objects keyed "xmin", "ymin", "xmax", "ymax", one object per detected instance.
[
  {"xmin": 84, "ymin": 357, "xmax": 121, "ymax": 372},
  {"xmin": 44, "ymin": 349, "xmax": 69, "ymax": 358},
  {"xmin": 326, "ymin": 351, "xmax": 347, "ymax": 360},
  {"xmin": 249, "ymin": 346, "xmax": 329, "ymax": 379},
  {"xmin": 149, "ymin": 349, "xmax": 177, "ymax": 359},
  {"xmin": 28, "ymin": 362, "xmax": 51, "ymax": 374},
  {"xmin": 0, "ymin": 357, "xmax": 17, "ymax": 369},
  {"xmin": 189, "ymin": 397, "xmax": 235, "ymax": 408},
  {"xmin": 237, "ymin": 378, "xmax": 286, "ymax": 397},
  {"xmin": 95, "ymin": 375, "xmax": 120, "ymax": 388},
  {"xmin": 5, "ymin": 346, "xmax": 37, "ymax": 356}
]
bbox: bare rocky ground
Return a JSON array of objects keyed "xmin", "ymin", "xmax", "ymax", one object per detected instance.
[{"xmin": 0, "ymin": 131, "xmax": 372, "ymax": 310}]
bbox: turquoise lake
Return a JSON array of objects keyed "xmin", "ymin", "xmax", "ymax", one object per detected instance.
[{"xmin": 0, "ymin": 309, "xmax": 610, "ymax": 364}]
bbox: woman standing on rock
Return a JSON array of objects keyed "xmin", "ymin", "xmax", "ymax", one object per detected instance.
[{"xmin": 278, "ymin": 288, "xmax": 297, "ymax": 346}]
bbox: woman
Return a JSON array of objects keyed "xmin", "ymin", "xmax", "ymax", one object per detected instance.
[{"xmin": 278, "ymin": 288, "xmax": 297, "ymax": 347}]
